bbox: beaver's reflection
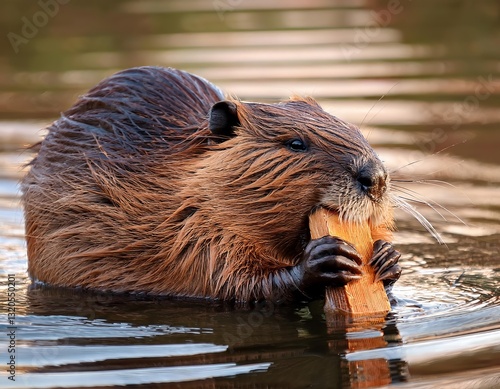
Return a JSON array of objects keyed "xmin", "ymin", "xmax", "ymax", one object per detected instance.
[{"xmin": 25, "ymin": 286, "xmax": 409, "ymax": 388}]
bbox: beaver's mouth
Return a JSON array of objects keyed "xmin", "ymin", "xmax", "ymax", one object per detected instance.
[
  {"xmin": 317, "ymin": 205, "xmax": 339, "ymax": 217},
  {"xmin": 318, "ymin": 206, "xmax": 369, "ymax": 223},
  {"xmin": 314, "ymin": 200, "xmax": 380, "ymax": 226}
]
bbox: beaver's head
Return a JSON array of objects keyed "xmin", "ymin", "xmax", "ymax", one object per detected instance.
[{"xmin": 185, "ymin": 97, "xmax": 394, "ymax": 258}]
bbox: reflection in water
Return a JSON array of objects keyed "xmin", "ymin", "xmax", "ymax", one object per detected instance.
[
  {"xmin": 0, "ymin": 246, "xmax": 497, "ymax": 388},
  {"xmin": 0, "ymin": 0, "xmax": 499, "ymax": 387},
  {"xmin": 5, "ymin": 285, "xmax": 412, "ymax": 387}
]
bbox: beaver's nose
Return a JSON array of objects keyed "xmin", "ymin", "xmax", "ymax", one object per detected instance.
[{"xmin": 356, "ymin": 162, "xmax": 387, "ymax": 201}]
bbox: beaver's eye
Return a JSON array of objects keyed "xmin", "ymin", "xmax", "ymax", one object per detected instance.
[{"xmin": 286, "ymin": 139, "xmax": 308, "ymax": 152}]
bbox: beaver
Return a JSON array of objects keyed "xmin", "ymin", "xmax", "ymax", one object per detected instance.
[{"xmin": 21, "ymin": 66, "xmax": 401, "ymax": 303}]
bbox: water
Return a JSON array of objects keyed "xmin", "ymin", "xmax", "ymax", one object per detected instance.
[{"xmin": 1, "ymin": 0, "xmax": 499, "ymax": 387}]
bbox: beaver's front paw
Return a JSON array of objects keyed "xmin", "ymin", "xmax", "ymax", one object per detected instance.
[
  {"xmin": 369, "ymin": 240, "xmax": 401, "ymax": 288},
  {"xmin": 294, "ymin": 236, "xmax": 363, "ymax": 298}
]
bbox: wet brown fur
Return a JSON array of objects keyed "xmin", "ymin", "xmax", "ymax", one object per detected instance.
[{"xmin": 22, "ymin": 66, "xmax": 393, "ymax": 302}]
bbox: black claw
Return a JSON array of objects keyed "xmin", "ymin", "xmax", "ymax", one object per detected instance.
[
  {"xmin": 292, "ymin": 236, "xmax": 365, "ymax": 299},
  {"xmin": 370, "ymin": 240, "xmax": 392, "ymax": 267},
  {"xmin": 374, "ymin": 250, "xmax": 401, "ymax": 279},
  {"xmin": 308, "ymin": 236, "xmax": 362, "ymax": 265},
  {"xmin": 313, "ymin": 255, "xmax": 362, "ymax": 275},
  {"xmin": 377, "ymin": 264, "xmax": 402, "ymax": 287},
  {"xmin": 372, "ymin": 239, "xmax": 390, "ymax": 254},
  {"xmin": 370, "ymin": 240, "xmax": 402, "ymax": 287},
  {"xmin": 321, "ymin": 272, "xmax": 362, "ymax": 286}
]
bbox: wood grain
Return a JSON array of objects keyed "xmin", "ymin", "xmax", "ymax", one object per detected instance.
[{"xmin": 309, "ymin": 208, "xmax": 391, "ymax": 321}]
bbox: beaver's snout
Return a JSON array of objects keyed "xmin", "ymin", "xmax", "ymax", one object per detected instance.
[{"xmin": 355, "ymin": 160, "xmax": 388, "ymax": 202}]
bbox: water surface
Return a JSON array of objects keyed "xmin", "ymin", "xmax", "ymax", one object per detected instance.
[{"xmin": 0, "ymin": 1, "xmax": 499, "ymax": 388}]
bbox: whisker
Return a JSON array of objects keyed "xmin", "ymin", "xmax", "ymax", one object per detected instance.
[
  {"xmin": 397, "ymin": 178, "xmax": 459, "ymax": 188},
  {"xmin": 394, "ymin": 192, "xmax": 448, "ymax": 222},
  {"xmin": 392, "ymin": 196, "xmax": 445, "ymax": 244},
  {"xmin": 359, "ymin": 82, "xmax": 400, "ymax": 137},
  {"xmin": 416, "ymin": 161, "xmax": 466, "ymax": 178},
  {"xmin": 393, "ymin": 184, "xmax": 467, "ymax": 226},
  {"xmin": 390, "ymin": 139, "xmax": 468, "ymax": 175},
  {"xmin": 393, "ymin": 178, "xmax": 474, "ymax": 205},
  {"xmin": 390, "ymin": 159, "xmax": 423, "ymax": 174}
]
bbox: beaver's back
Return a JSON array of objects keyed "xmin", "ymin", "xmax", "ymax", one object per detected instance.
[
  {"xmin": 42, "ymin": 66, "xmax": 223, "ymax": 157},
  {"xmin": 22, "ymin": 67, "xmax": 224, "ymax": 291}
]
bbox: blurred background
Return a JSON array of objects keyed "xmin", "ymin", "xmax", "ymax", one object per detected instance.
[
  {"xmin": 0, "ymin": 1, "xmax": 499, "ymax": 388},
  {"xmin": 1, "ymin": 0, "xmax": 499, "ymax": 162},
  {"xmin": 2, "ymin": 0, "xmax": 500, "ymax": 236}
]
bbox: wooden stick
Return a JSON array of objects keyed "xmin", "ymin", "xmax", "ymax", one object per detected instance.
[{"xmin": 309, "ymin": 208, "xmax": 391, "ymax": 321}]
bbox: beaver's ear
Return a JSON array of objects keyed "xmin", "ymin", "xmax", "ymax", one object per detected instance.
[
  {"xmin": 289, "ymin": 95, "xmax": 322, "ymax": 109},
  {"xmin": 209, "ymin": 101, "xmax": 240, "ymax": 141}
]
